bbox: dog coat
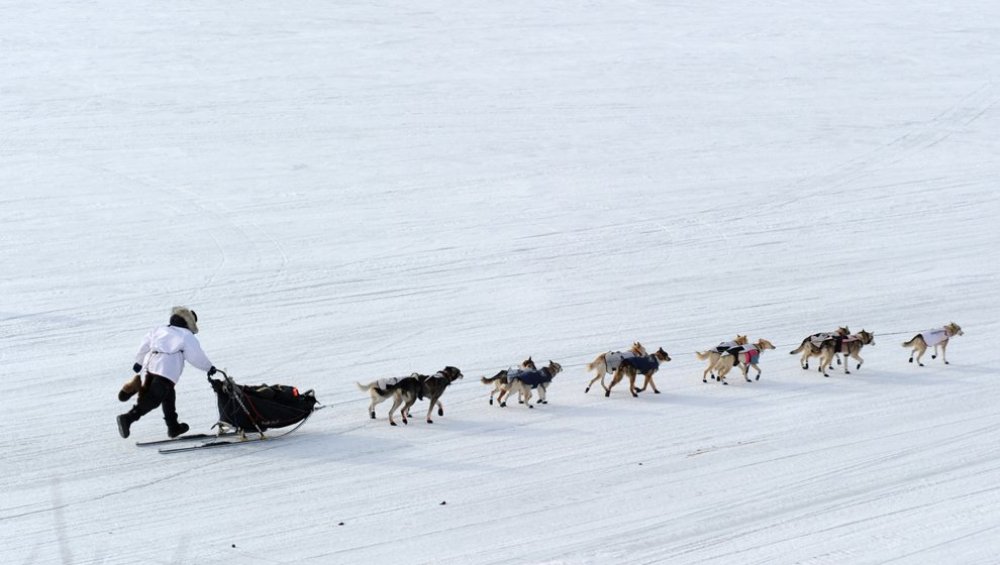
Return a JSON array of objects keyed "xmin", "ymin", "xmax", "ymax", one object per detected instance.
[
  {"xmin": 808, "ymin": 333, "xmax": 834, "ymax": 347},
  {"xmin": 514, "ymin": 368, "xmax": 553, "ymax": 388},
  {"xmin": 504, "ymin": 368, "xmax": 530, "ymax": 382},
  {"xmin": 623, "ymin": 355, "xmax": 659, "ymax": 373},
  {"xmin": 374, "ymin": 377, "xmax": 402, "ymax": 392},
  {"xmin": 714, "ymin": 341, "xmax": 741, "ymax": 353},
  {"xmin": 920, "ymin": 328, "xmax": 950, "ymax": 347},
  {"xmin": 741, "ymin": 347, "xmax": 760, "ymax": 365},
  {"xmin": 604, "ymin": 351, "xmax": 638, "ymax": 373}
]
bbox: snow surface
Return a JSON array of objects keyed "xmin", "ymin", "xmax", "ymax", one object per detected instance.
[{"xmin": 3, "ymin": 2, "xmax": 1000, "ymax": 564}]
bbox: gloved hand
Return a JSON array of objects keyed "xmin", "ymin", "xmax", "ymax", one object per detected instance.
[
  {"xmin": 132, "ymin": 363, "xmax": 142, "ymax": 373},
  {"xmin": 207, "ymin": 366, "xmax": 217, "ymax": 377}
]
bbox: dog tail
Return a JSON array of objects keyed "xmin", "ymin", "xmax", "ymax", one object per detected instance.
[
  {"xmin": 902, "ymin": 336, "xmax": 919, "ymax": 347},
  {"xmin": 695, "ymin": 350, "xmax": 713, "ymax": 361},
  {"xmin": 586, "ymin": 354, "xmax": 606, "ymax": 372},
  {"xmin": 481, "ymin": 373, "xmax": 503, "ymax": 384},
  {"xmin": 355, "ymin": 381, "xmax": 372, "ymax": 392},
  {"xmin": 789, "ymin": 339, "xmax": 808, "ymax": 355}
]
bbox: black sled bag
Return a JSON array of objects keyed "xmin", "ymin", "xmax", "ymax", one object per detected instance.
[{"xmin": 209, "ymin": 376, "xmax": 318, "ymax": 432}]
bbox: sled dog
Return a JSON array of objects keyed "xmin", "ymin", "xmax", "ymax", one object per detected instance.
[
  {"xmin": 605, "ymin": 348, "xmax": 671, "ymax": 397},
  {"xmin": 499, "ymin": 360, "xmax": 563, "ymax": 408},
  {"xmin": 903, "ymin": 323, "xmax": 963, "ymax": 366},
  {"xmin": 694, "ymin": 335, "xmax": 749, "ymax": 383},
  {"xmin": 585, "ymin": 342, "xmax": 647, "ymax": 393},
  {"xmin": 356, "ymin": 374, "xmax": 419, "ymax": 420},
  {"xmin": 815, "ymin": 330, "xmax": 874, "ymax": 377},
  {"xmin": 385, "ymin": 366, "xmax": 463, "ymax": 426},
  {"xmin": 789, "ymin": 326, "xmax": 851, "ymax": 369},
  {"xmin": 480, "ymin": 357, "xmax": 537, "ymax": 405},
  {"xmin": 712, "ymin": 339, "xmax": 776, "ymax": 384}
]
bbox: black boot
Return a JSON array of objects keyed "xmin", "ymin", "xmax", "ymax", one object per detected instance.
[
  {"xmin": 167, "ymin": 422, "xmax": 189, "ymax": 438},
  {"xmin": 117, "ymin": 413, "xmax": 136, "ymax": 438}
]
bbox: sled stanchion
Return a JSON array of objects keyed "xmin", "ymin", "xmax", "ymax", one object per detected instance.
[{"xmin": 217, "ymin": 369, "xmax": 267, "ymax": 439}]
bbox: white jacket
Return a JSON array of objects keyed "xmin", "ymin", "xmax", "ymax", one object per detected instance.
[{"xmin": 134, "ymin": 325, "xmax": 214, "ymax": 384}]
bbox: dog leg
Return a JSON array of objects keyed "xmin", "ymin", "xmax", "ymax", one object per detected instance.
[
  {"xmin": 403, "ymin": 397, "xmax": 418, "ymax": 425},
  {"xmin": 387, "ymin": 395, "xmax": 403, "ymax": 427},
  {"xmin": 940, "ymin": 341, "xmax": 950, "ymax": 365},
  {"xmin": 644, "ymin": 373, "xmax": 660, "ymax": 394},
  {"xmin": 585, "ymin": 373, "xmax": 604, "ymax": 394}
]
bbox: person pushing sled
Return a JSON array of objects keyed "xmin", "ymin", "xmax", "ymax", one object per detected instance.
[{"xmin": 117, "ymin": 307, "xmax": 319, "ymax": 445}]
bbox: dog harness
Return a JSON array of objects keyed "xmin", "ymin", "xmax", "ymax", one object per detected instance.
[
  {"xmin": 623, "ymin": 355, "xmax": 659, "ymax": 373},
  {"xmin": 604, "ymin": 351, "xmax": 638, "ymax": 373},
  {"xmin": 374, "ymin": 377, "xmax": 401, "ymax": 392},
  {"xmin": 920, "ymin": 328, "xmax": 950, "ymax": 347},
  {"xmin": 513, "ymin": 368, "xmax": 554, "ymax": 388},
  {"xmin": 504, "ymin": 368, "xmax": 530, "ymax": 382}
]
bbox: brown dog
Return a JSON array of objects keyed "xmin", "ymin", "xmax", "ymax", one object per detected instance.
[
  {"xmin": 585, "ymin": 342, "xmax": 647, "ymax": 393},
  {"xmin": 604, "ymin": 348, "xmax": 671, "ymax": 397},
  {"xmin": 816, "ymin": 330, "xmax": 875, "ymax": 377},
  {"xmin": 712, "ymin": 339, "xmax": 776, "ymax": 384},
  {"xmin": 694, "ymin": 335, "xmax": 748, "ymax": 383}
]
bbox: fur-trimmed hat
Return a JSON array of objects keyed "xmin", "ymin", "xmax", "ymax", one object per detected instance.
[{"xmin": 169, "ymin": 306, "xmax": 199, "ymax": 334}]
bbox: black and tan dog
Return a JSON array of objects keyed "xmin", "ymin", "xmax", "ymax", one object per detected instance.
[
  {"xmin": 903, "ymin": 323, "xmax": 962, "ymax": 366},
  {"xmin": 356, "ymin": 374, "xmax": 419, "ymax": 420},
  {"xmin": 385, "ymin": 366, "xmax": 463, "ymax": 426},
  {"xmin": 605, "ymin": 348, "xmax": 671, "ymax": 397},
  {"xmin": 585, "ymin": 342, "xmax": 647, "ymax": 393},
  {"xmin": 789, "ymin": 326, "xmax": 851, "ymax": 370},
  {"xmin": 481, "ymin": 357, "xmax": 537, "ymax": 406},
  {"xmin": 815, "ymin": 330, "xmax": 875, "ymax": 377},
  {"xmin": 498, "ymin": 360, "xmax": 563, "ymax": 408}
]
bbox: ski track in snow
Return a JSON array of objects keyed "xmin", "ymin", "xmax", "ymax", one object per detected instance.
[{"xmin": 3, "ymin": 2, "xmax": 1000, "ymax": 564}]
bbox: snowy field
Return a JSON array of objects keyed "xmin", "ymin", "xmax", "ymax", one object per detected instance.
[{"xmin": 3, "ymin": 1, "xmax": 1000, "ymax": 563}]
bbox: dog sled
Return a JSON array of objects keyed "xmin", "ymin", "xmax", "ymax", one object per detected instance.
[{"xmin": 151, "ymin": 370, "xmax": 321, "ymax": 454}]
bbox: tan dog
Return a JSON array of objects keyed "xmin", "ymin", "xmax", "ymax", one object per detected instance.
[
  {"xmin": 712, "ymin": 339, "xmax": 775, "ymax": 384},
  {"xmin": 694, "ymin": 335, "xmax": 748, "ymax": 383},
  {"xmin": 480, "ymin": 357, "xmax": 537, "ymax": 405},
  {"xmin": 605, "ymin": 348, "xmax": 671, "ymax": 397},
  {"xmin": 789, "ymin": 326, "xmax": 851, "ymax": 370},
  {"xmin": 585, "ymin": 342, "xmax": 647, "ymax": 393},
  {"xmin": 903, "ymin": 323, "xmax": 963, "ymax": 366},
  {"xmin": 816, "ymin": 330, "xmax": 874, "ymax": 377}
]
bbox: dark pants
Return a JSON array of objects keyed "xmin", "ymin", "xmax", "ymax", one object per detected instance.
[{"xmin": 123, "ymin": 374, "xmax": 180, "ymax": 429}]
